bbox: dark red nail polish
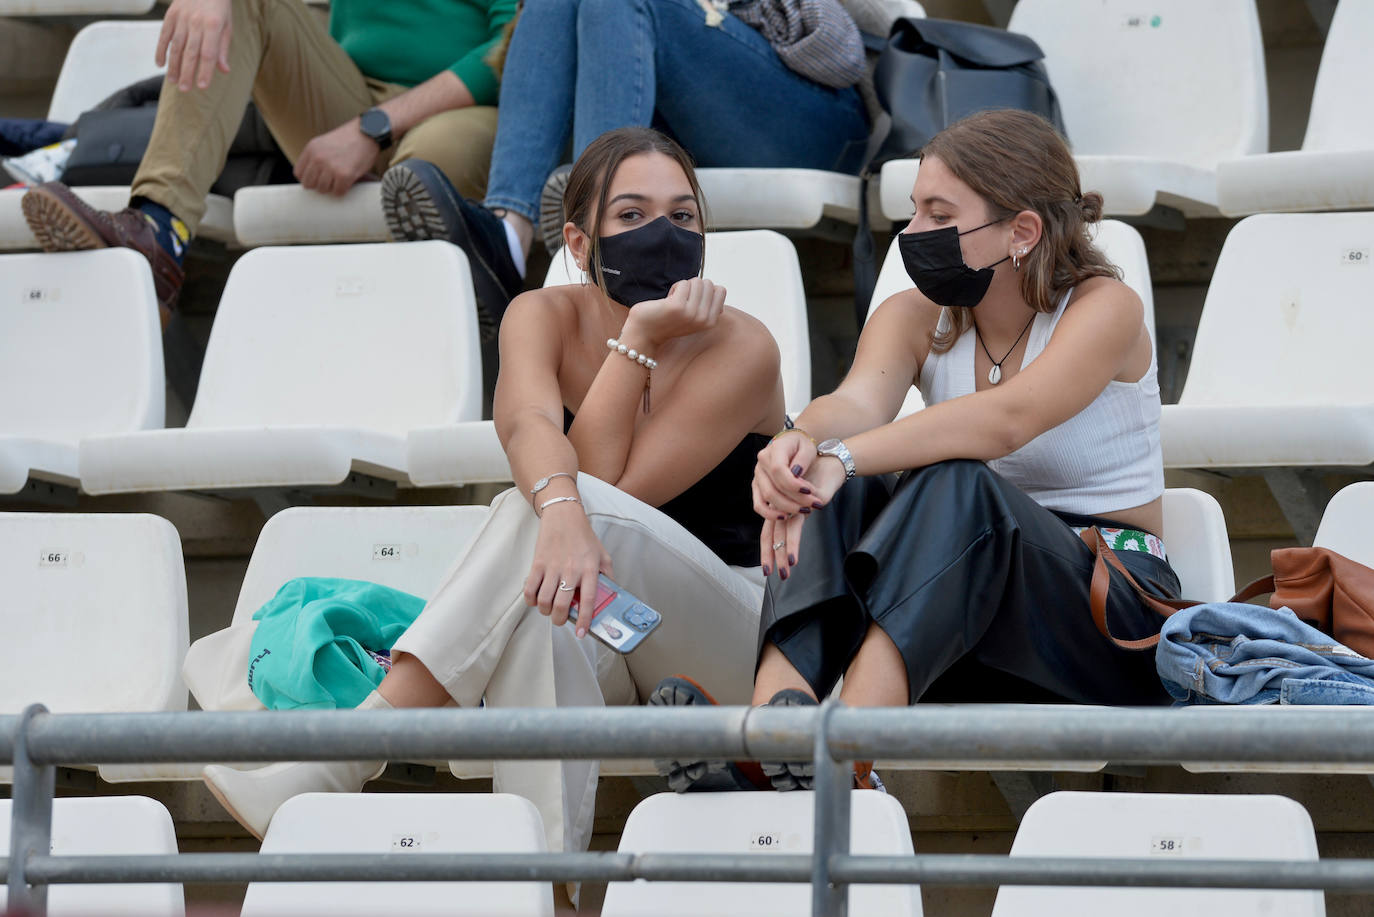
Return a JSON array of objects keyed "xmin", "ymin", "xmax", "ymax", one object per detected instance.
[
  {"xmin": 777, "ymin": 514, "xmax": 786, "ymax": 520},
  {"xmin": 763, "ymin": 565, "xmax": 771, "ymax": 577},
  {"xmin": 791, "ymin": 465, "xmax": 803, "ymax": 476},
  {"xmin": 799, "ymin": 487, "xmax": 812, "ymax": 495},
  {"xmin": 812, "ymin": 502, "xmax": 823, "ymax": 509},
  {"xmin": 799, "ymin": 507, "xmax": 811, "ymax": 515},
  {"xmin": 779, "ymin": 567, "xmax": 789, "ymax": 580},
  {"xmin": 788, "ymin": 554, "xmax": 796, "ymax": 566}
]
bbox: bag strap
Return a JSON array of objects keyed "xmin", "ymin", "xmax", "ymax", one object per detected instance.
[
  {"xmin": 1082, "ymin": 526, "xmax": 1283, "ymax": 651},
  {"xmin": 1080, "ymin": 527, "xmax": 1197, "ymax": 650}
]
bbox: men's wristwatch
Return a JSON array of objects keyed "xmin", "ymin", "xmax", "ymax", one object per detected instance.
[
  {"xmin": 815, "ymin": 438, "xmax": 856, "ymax": 479},
  {"xmin": 358, "ymin": 107, "xmax": 393, "ymax": 150}
]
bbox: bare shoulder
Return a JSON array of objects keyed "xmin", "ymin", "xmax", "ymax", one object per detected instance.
[
  {"xmin": 1064, "ymin": 275, "xmax": 1144, "ymax": 326},
  {"xmin": 709, "ymin": 306, "xmax": 782, "ymax": 375},
  {"xmin": 500, "ymin": 285, "xmax": 578, "ymax": 330}
]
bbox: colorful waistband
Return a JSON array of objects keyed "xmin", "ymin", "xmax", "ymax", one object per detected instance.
[{"xmin": 1071, "ymin": 525, "xmax": 1168, "ymax": 561}]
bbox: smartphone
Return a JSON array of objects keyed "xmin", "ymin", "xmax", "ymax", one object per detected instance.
[{"xmin": 567, "ymin": 574, "xmax": 662, "ymax": 654}]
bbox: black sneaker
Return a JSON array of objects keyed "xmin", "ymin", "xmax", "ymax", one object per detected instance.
[
  {"xmin": 648, "ymin": 676, "xmax": 765, "ymax": 793},
  {"xmin": 759, "ymin": 689, "xmax": 819, "ymax": 791},
  {"xmin": 380, "ymin": 158, "xmax": 523, "ymax": 341}
]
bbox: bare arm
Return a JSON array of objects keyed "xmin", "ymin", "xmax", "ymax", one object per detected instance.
[
  {"xmin": 374, "ymin": 71, "xmax": 475, "ymax": 136},
  {"xmin": 492, "ymin": 293, "xmax": 609, "ymax": 637}
]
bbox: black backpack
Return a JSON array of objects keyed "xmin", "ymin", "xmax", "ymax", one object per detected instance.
[{"xmin": 853, "ymin": 18, "xmax": 1066, "ymax": 326}]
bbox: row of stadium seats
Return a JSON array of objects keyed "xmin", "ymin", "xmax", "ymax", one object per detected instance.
[
  {"xmin": 3, "ymin": 481, "xmax": 1370, "ymax": 779},
  {"xmin": 3, "ymin": 214, "xmax": 1370, "ymax": 540},
  {"xmin": 0, "ymin": 787, "xmax": 1326, "ymax": 916},
  {"xmin": 4, "ymin": 0, "xmax": 1371, "ymax": 252}
]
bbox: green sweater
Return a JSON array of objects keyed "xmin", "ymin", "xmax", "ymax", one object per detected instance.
[{"xmin": 330, "ymin": 0, "xmax": 518, "ymax": 106}]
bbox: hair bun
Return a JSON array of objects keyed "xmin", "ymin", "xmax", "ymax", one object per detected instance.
[{"xmin": 1078, "ymin": 191, "xmax": 1104, "ymax": 223}]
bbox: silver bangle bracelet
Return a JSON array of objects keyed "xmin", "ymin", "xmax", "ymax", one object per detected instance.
[
  {"xmin": 530, "ymin": 471, "xmax": 575, "ymax": 495},
  {"xmin": 537, "ymin": 495, "xmax": 582, "ymax": 517}
]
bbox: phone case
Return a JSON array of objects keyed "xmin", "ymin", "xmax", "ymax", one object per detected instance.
[{"xmin": 567, "ymin": 574, "xmax": 662, "ymax": 654}]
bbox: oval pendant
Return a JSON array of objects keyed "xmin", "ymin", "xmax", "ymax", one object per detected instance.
[{"xmin": 988, "ymin": 364, "xmax": 1002, "ymax": 385}]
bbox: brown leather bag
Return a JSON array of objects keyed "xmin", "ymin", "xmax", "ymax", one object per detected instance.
[{"xmin": 1080, "ymin": 529, "xmax": 1374, "ymax": 655}]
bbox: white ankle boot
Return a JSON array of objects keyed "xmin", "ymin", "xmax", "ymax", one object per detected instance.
[{"xmin": 203, "ymin": 690, "xmax": 392, "ymax": 840}]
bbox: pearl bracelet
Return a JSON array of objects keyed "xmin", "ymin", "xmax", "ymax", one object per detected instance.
[
  {"xmin": 606, "ymin": 338, "xmax": 658, "ymax": 370},
  {"xmin": 607, "ymin": 338, "xmax": 658, "ymax": 413}
]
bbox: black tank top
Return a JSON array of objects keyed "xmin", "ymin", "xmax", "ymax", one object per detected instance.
[{"xmin": 564, "ymin": 411, "xmax": 767, "ymax": 567}]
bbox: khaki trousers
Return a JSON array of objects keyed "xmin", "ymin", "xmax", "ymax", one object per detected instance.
[
  {"xmin": 131, "ymin": 0, "xmax": 498, "ymax": 234},
  {"xmin": 391, "ymin": 474, "xmax": 765, "ymax": 855}
]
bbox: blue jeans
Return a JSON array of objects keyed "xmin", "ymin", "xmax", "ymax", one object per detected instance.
[
  {"xmin": 484, "ymin": 0, "xmax": 871, "ymax": 222},
  {"xmin": 1157, "ymin": 602, "xmax": 1374, "ymax": 705}
]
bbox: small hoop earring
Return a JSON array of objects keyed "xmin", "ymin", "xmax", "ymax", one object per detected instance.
[{"xmin": 1012, "ymin": 253, "xmax": 1022, "ymax": 272}]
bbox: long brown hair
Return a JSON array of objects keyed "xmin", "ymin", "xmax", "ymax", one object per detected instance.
[
  {"xmin": 919, "ymin": 109, "xmax": 1119, "ymax": 353},
  {"xmin": 562, "ymin": 127, "xmax": 708, "ymax": 299}
]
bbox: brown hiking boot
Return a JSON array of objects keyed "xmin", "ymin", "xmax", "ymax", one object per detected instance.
[{"xmin": 22, "ymin": 182, "xmax": 185, "ymax": 326}]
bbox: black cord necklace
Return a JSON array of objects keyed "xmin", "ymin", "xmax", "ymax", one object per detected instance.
[{"xmin": 975, "ymin": 312, "xmax": 1038, "ymax": 385}]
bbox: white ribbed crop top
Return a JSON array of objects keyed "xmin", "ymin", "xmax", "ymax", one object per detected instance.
[{"xmin": 917, "ymin": 288, "xmax": 1164, "ymax": 516}]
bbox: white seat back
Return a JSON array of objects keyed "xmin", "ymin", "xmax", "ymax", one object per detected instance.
[
  {"xmin": 546, "ymin": 230, "xmax": 811, "ymax": 411},
  {"xmin": 0, "ymin": 512, "xmax": 187, "ymax": 713},
  {"xmin": 1314, "ymin": 482, "xmax": 1374, "ymax": 567},
  {"xmin": 1179, "ymin": 213, "xmax": 1374, "ymax": 408},
  {"xmin": 187, "ymin": 241, "xmax": 482, "ymax": 432},
  {"xmin": 242, "ymin": 792, "xmax": 553, "ymax": 916},
  {"xmin": 1161, "ymin": 488, "xmax": 1235, "ymax": 601},
  {"xmin": 602, "ymin": 791, "xmax": 922, "ymax": 917},
  {"xmin": 231, "ymin": 505, "xmax": 488, "ymax": 626},
  {"xmin": 1301, "ymin": 1, "xmax": 1374, "ymax": 153},
  {"xmin": 992, "ymin": 791, "xmax": 1323, "ymax": 916},
  {"xmin": 0, "ymin": 797, "xmax": 183, "ymax": 917},
  {"xmin": 48, "ymin": 20, "xmax": 163, "ymax": 123},
  {"xmin": 866, "ymin": 220, "xmax": 1154, "ymax": 418},
  {"xmin": 1007, "ymin": 0, "xmax": 1267, "ymax": 167},
  {"xmin": 0, "ymin": 250, "xmax": 163, "ymax": 441}
]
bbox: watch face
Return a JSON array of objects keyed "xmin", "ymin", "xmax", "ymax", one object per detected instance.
[
  {"xmin": 360, "ymin": 109, "xmax": 390, "ymax": 140},
  {"xmin": 816, "ymin": 439, "xmax": 841, "ymax": 454}
]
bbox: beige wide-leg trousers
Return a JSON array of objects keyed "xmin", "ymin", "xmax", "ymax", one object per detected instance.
[{"xmin": 391, "ymin": 474, "xmax": 764, "ymax": 854}]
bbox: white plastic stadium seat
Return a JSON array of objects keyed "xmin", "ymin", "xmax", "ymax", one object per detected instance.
[
  {"xmin": 875, "ymin": 0, "xmax": 1267, "ymax": 221},
  {"xmin": 0, "ymin": 0, "xmax": 154, "ymax": 12},
  {"xmin": 0, "ymin": 797, "xmax": 183, "ymax": 917},
  {"xmin": 1218, "ymin": 1, "xmax": 1374, "ymax": 216},
  {"xmin": 0, "ymin": 21, "xmax": 234, "ymax": 251},
  {"xmin": 108, "ymin": 504, "xmax": 484, "ymax": 782},
  {"xmin": 406, "ymin": 229, "xmax": 810, "ymax": 487},
  {"xmin": 1314, "ymin": 482, "xmax": 1374, "ymax": 567},
  {"xmin": 602, "ymin": 791, "xmax": 921, "ymax": 917},
  {"xmin": 77, "ymin": 241, "xmax": 482, "ymax": 497},
  {"xmin": 233, "ymin": 182, "xmax": 389, "ymax": 247},
  {"xmin": 991, "ymin": 792, "xmax": 1323, "ymax": 916},
  {"xmin": 1159, "ymin": 213, "xmax": 1374, "ymax": 507},
  {"xmin": 241, "ymin": 793, "xmax": 553, "ymax": 917},
  {"xmin": 1160, "ymin": 488, "xmax": 1235, "ymax": 601},
  {"xmin": 0, "ymin": 249, "xmax": 163, "ymax": 497},
  {"xmin": 865, "ymin": 219, "xmax": 1154, "ymax": 419},
  {"xmin": 0, "ymin": 512, "xmax": 187, "ymax": 783}
]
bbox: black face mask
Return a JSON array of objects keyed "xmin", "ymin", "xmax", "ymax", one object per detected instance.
[
  {"xmin": 597, "ymin": 216, "xmax": 704, "ymax": 307},
  {"xmin": 898, "ymin": 218, "xmax": 1009, "ymax": 309}
]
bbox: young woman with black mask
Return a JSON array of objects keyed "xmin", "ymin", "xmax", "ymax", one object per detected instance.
[
  {"xmin": 202, "ymin": 127, "xmax": 785, "ymax": 856},
  {"xmin": 654, "ymin": 109, "xmax": 1181, "ymax": 792}
]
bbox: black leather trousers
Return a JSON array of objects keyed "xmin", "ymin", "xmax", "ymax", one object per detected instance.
[{"xmin": 758, "ymin": 459, "xmax": 1181, "ymax": 706}]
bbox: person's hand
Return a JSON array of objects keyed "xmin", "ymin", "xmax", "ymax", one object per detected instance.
[
  {"xmin": 620, "ymin": 277, "xmax": 726, "ymax": 349},
  {"xmin": 157, "ymin": 0, "xmax": 233, "ymax": 92},
  {"xmin": 523, "ymin": 502, "xmax": 613, "ymax": 636},
  {"xmin": 752, "ymin": 431, "xmax": 819, "ymax": 521},
  {"xmin": 759, "ymin": 513, "xmax": 805, "ymax": 579},
  {"xmin": 294, "ymin": 120, "xmax": 381, "ymax": 196}
]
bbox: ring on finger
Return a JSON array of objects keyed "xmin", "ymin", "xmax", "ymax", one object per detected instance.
[
  {"xmin": 557, "ymin": 580, "xmax": 576, "ymax": 592},
  {"xmin": 772, "ymin": 541, "xmax": 786, "ymax": 550}
]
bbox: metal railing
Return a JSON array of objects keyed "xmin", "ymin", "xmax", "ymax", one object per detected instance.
[{"xmin": 8, "ymin": 703, "xmax": 1374, "ymax": 916}]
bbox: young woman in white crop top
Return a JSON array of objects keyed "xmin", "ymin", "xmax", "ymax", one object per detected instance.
[{"xmin": 649, "ymin": 109, "xmax": 1183, "ymax": 793}]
